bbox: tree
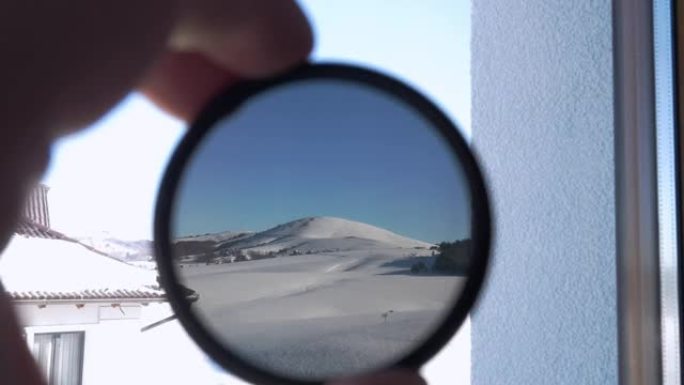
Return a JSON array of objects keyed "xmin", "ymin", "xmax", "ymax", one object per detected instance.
[
  {"xmin": 411, "ymin": 261, "xmax": 428, "ymax": 274},
  {"xmin": 233, "ymin": 249, "xmax": 247, "ymax": 262},
  {"xmin": 433, "ymin": 239, "xmax": 472, "ymax": 275},
  {"xmin": 196, "ymin": 251, "xmax": 215, "ymax": 264}
]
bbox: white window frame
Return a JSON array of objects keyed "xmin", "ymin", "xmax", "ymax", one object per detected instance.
[{"xmin": 30, "ymin": 329, "xmax": 85, "ymax": 385}]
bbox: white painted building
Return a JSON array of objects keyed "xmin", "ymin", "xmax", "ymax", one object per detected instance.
[
  {"xmin": 0, "ymin": 220, "xmax": 167, "ymax": 385},
  {"xmin": 0, "ymin": 187, "xmax": 237, "ymax": 385}
]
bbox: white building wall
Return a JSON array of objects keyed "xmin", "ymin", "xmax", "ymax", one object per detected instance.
[
  {"xmin": 16, "ymin": 302, "xmax": 237, "ymax": 385},
  {"xmin": 18, "ymin": 303, "xmax": 148, "ymax": 385},
  {"xmin": 471, "ymin": 0, "xmax": 617, "ymax": 384}
]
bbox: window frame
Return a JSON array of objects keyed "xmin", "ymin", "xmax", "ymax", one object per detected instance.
[
  {"xmin": 614, "ymin": 0, "xmax": 682, "ymax": 384},
  {"xmin": 29, "ymin": 330, "xmax": 85, "ymax": 385},
  {"xmin": 653, "ymin": 0, "xmax": 682, "ymax": 383}
]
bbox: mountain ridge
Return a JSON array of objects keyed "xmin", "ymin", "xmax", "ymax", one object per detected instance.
[
  {"xmin": 80, "ymin": 217, "xmax": 436, "ymax": 263},
  {"xmin": 177, "ymin": 216, "xmax": 434, "ymax": 261},
  {"xmin": 221, "ymin": 216, "xmax": 432, "ymax": 250}
]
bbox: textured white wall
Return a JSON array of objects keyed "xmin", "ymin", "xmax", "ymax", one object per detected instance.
[{"xmin": 471, "ymin": 0, "xmax": 617, "ymax": 384}]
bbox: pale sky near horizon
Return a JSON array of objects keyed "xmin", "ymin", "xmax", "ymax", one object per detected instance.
[{"xmin": 42, "ymin": 0, "xmax": 471, "ymax": 242}]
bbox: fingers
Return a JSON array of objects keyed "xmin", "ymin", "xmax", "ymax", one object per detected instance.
[
  {"xmin": 328, "ymin": 370, "xmax": 428, "ymax": 385},
  {"xmin": 172, "ymin": 0, "xmax": 314, "ymax": 77},
  {"xmin": 139, "ymin": 51, "xmax": 238, "ymax": 121},
  {"xmin": 4, "ymin": 0, "xmax": 312, "ymax": 134},
  {"xmin": 140, "ymin": 0, "xmax": 313, "ymax": 120},
  {"xmin": 1, "ymin": 0, "xmax": 177, "ymax": 136}
]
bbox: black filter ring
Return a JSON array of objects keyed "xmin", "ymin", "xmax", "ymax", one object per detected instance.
[{"xmin": 154, "ymin": 63, "xmax": 492, "ymax": 385}]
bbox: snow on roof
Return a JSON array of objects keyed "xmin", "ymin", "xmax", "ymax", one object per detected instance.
[{"xmin": 0, "ymin": 235, "xmax": 165, "ymax": 302}]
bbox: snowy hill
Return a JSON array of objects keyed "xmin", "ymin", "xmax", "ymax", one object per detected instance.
[
  {"xmin": 76, "ymin": 236, "xmax": 153, "ymax": 262},
  {"xmin": 174, "ymin": 216, "xmax": 434, "ymax": 262},
  {"xmin": 76, "ymin": 231, "xmax": 253, "ymax": 263},
  {"xmin": 76, "ymin": 217, "xmax": 434, "ymax": 265},
  {"xmin": 177, "ymin": 217, "xmax": 461, "ymax": 378},
  {"xmin": 219, "ymin": 216, "xmax": 433, "ymax": 253}
]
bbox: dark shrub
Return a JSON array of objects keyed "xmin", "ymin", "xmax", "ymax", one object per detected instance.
[
  {"xmin": 411, "ymin": 261, "xmax": 428, "ymax": 274},
  {"xmin": 433, "ymin": 239, "xmax": 472, "ymax": 275}
]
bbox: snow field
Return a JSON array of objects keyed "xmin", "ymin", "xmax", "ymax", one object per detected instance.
[{"xmin": 180, "ymin": 249, "xmax": 465, "ymax": 379}]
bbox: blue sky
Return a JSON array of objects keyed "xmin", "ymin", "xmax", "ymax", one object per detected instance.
[
  {"xmin": 173, "ymin": 80, "xmax": 470, "ymax": 243},
  {"xmin": 42, "ymin": 0, "xmax": 471, "ymax": 241}
]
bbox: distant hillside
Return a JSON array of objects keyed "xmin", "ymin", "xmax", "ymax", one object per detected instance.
[
  {"xmin": 173, "ymin": 231, "xmax": 253, "ymax": 259},
  {"xmin": 80, "ymin": 217, "xmax": 437, "ymax": 265},
  {"xmin": 76, "ymin": 237, "xmax": 153, "ymax": 262},
  {"xmin": 175, "ymin": 216, "xmax": 434, "ymax": 263}
]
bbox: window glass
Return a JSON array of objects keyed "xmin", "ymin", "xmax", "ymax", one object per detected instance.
[{"xmin": 33, "ymin": 332, "xmax": 84, "ymax": 385}]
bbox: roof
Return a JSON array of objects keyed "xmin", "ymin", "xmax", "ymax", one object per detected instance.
[
  {"xmin": 14, "ymin": 219, "xmax": 70, "ymax": 241},
  {"xmin": 0, "ymin": 235, "xmax": 165, "ymax": 303},
  {"xmin": 7, "ymin": 289, "xmax": 165, "ymax": 302}
]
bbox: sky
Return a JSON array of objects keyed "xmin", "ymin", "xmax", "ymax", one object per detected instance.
[
  {"xmin": 42, "ymin": 0, "xmax": 472, "ymax": 243},
  {"xmin": 174, "ymin": 80, "xmax": 470, "ymax": 243}
]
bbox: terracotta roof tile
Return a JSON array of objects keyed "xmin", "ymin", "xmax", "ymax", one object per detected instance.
[{"xmin": 7, "ymin": 288, "xmax": 166, "ymax": 302}]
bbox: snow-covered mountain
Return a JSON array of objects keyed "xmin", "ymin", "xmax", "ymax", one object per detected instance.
[
  {"xmin": 218, "ymin": 216, "xmax": 433, "ymax": 253},
  {"xmin": 174, "ymin": 216, "xmax": 434, "ymax": 262},
  {"xmin": 78, "ymin": 217, "xmax": 434, "ymax": 264}
]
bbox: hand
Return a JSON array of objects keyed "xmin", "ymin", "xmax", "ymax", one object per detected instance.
[
  {"xmin": 0, "ymin": 2, "xmax": 428, "ymax": 385},
  {"xmin": 0, "ymin": 0, "xmax": 313, "ymax": 245}
]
